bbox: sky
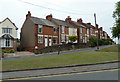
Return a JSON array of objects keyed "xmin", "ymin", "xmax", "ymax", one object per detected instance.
[{"xmin": 0, "ymin": 0, "xmax": 119, "ymax": 43}]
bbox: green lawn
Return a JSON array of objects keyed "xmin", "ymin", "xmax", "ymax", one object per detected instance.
[
  {"xmin": 97, "ymin": 45, "xmax": 120, "ymax": 52},
  {"xmin": 2, "ymin": 47, "xmax": 119, "ymax": 71}
]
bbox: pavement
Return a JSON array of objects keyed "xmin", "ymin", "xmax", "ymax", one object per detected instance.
[{"xmin": 2, "ymin": 61, "xmax": 119, "ymax": 80}]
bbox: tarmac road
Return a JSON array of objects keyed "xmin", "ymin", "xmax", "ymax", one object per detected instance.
[{"xmin": 4, "ymin": 69, "xmax": 119, "ymax": 80}]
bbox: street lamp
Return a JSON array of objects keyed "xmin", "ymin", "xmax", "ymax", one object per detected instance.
[
  {"xmin": 94, "ymin": 13, "xmax": 99, "ymax": 50},
  {"xmin": 95, "ymin": 30, "xmax": 99, "ymax": 50}
]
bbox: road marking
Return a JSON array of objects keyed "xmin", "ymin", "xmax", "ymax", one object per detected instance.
[{"xmin": 4, "ymin": 68, "xmax": 120, "ymax": 81}]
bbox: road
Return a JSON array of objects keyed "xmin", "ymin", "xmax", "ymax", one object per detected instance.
[
  {"xmin": 2, "ymin": 62, "xmax": 119, "ymax": 80},
  {"xmin": 1, "ymin": 45, "xmax": 116, "ymax": 61},
  {"xmin": 5, "ymin": 69, "xmax": 119, "ymax": 80}
]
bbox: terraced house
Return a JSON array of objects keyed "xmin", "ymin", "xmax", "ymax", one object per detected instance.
[
  {"xmin": 21, "ymin": 11, "xmax": 110, "ymax": 51},
  {"xmin": 46, "ymin": 14, "xmax": 77, "ymax": 44},
  {"xmin": 0, "ymin": 18, "xmax": 18, "ymax": 50},
  {"xmin": 21, "ymin": 11, "xmax": 58, "ymax": 51}
]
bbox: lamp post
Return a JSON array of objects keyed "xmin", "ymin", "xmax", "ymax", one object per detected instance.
[
  {"xmin": 94, "ymin": 13, "xmax": 99, "ymax": 50},
  {"xmin": 57, "ymin": 26, "xmax": 61, "ymax": 55}
]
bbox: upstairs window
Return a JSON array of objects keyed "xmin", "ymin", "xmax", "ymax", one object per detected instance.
[
  {"xmin": 62, "ymin": 26, "xmax": 65, "ymax": 33},
  {"xmin": 2, "ymin": 28, "xmax": 12, "ymax": 34},
  {"xmin": 38, "ymin": 25, "xmax": 42, "ymax": 33},
  {"xmin": 87, "ymin": 29, "xmax": 89, "ymax": 34},
  {"xmin": 73, "ymin": 29, "xmax": 76, "ymax": 35},
  {"xmin": 80, "ymin": 28, "xmax": 82, "ymax": 33},
  {"xmin": 90, "ymin": 28, "xmax": 92, "ymax": 34},
  {"xmin": 53, "ymin": 28, "xmax": 57, "ymax": 33}
]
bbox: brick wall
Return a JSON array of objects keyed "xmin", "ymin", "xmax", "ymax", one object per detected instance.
[{"xmin": 37, "ymin": 43, "xmax": 88, "ymax": 54}]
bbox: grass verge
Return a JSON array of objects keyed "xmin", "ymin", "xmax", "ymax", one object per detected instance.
[
  {"xmin": 97, "ymin": 45, "xmax": 120, "ymax": 52},
  {"xmin": 2, "ymin": 50, "xmax": 119, "ymax": 71}
]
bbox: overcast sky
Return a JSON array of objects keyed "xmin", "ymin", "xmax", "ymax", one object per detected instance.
[{"xmin": 0, "ymin": 0, "xmax": 119, "ymax": 43}]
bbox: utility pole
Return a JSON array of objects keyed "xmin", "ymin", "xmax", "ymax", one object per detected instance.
[{"xmin": 94, "ymin": 13, "xmax": 99, "ymax": 50}]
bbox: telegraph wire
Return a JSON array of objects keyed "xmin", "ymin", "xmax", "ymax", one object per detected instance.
[{"xmin": 17, "ymin": 0, "xmax": 92, "ymax": 16}]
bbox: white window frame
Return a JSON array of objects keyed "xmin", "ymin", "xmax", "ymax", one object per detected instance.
[
  {"xmin": 62, "ymin": 26, "xmax": 65, "ymax": 33},
  {"xmin": 2, "ymin": 28, "xmax": 12, "ymax": 34},
  {"xmin": 1, "ymin": 39, "xmax": 13, "ymax": 47},
  {"xmin": 66, "ymin": 36, "xmax": 69, "ymax": 41},
  {"xmin": 53, "ymin": 27, "xmax": 57, "ymax": 33},
  {"xmin": 38, "ymin": 25, "xmax": 43, "ymax": 33},
  {"xmin": 61, "ymin": 35, "xmax": 65, "ymax": 42},
  {"xmin": 87, "ymin": 29, "xmax": 89, "ymax": 34},
  {"xmin": 80, "ymin": 28, "xmax": 82, "ymax": 33},
  {"xmin": 38, "ymin": 36, "xmax": 43, "ymax": 44},
  {"xmin": 80, "ymin": 35, "xmax": 83, "ymax": 39},
  {"xmin": 73, "ymin": 29, "xmax": 76, "ymax": 35}
]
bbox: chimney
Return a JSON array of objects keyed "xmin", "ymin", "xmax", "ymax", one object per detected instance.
[
  {"xmin": 100, "ymin": 27, "xmax": 103, "ymax": 30},
  {"xmin": 26, "ymin": 11, "xmax": 31, "ymax": 18},
  {"xmin": 46, "ymin": 14, "xmax": 52, "ymax": 21},
  {"xmin": 77, "ymin": 18, "xmax": 83, "ymax": 24},
  {"xmin": 87, "ymin": 23, "xmax": 91, "ymax": 25},
  {"xmin": 65, "ymin": 16, "xmax": 71, "ymax": 22}
]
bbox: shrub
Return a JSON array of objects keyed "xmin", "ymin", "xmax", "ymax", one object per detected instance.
[
  {"xmin": 88, "ymin": 37, "xmax": 97, "ymax": 47},
  {"xmin": 2, "ymin": 49, "xmax": 15, "ymax": 53},
  {"xmin": 68, "ymin": 35, "xmax": 78, "ymax": 43}
]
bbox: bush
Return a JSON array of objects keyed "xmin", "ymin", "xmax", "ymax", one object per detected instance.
[
  {"xmin": 68, "ymin": 35, "xmax": 78, "ymax": 43},
  {"xmin": 89, "ymin": 38, "xmax": 113, "ymax": 47},
  {"xmin": 89, "ymin": 37, "xmax": 97, "ymax": 47},
  {"xmin": 17, "ymin": 46, "xmax": 25, "ymax": 51},
  {"xmin": 2, "ymin": 49, "xmax": 15, "ymax": 53}
]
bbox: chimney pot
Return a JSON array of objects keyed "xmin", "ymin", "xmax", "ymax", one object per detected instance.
[
  {"xmin": 46, "ymin": 14, "xmax": 53, "ymax": 21},
  {"xmin": 26, "ymin": 11, "xmax": 31, "ymax": 18},
  {"xmin": 65, "ymin": 16, "xmax": 71, "ymax": 22},
  {"xmin": 77, "ymin": 18, "xmax": 83, "ymax": 24}
]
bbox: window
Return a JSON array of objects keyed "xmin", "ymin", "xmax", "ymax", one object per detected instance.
[
  {"xmin": 53, "ymin": 38, "xmax": 57, "ymax": 44},
  {"xmin": 38, "ymin": 36, "xmax": 43, "ymax": 43},
  {"xmin": 2, "ymin": 28, "xmax": 12, "ymax": 34},
  {"xmin": 80, "ymin": 28, "xmax": 82, "ymax": 33},
  {"xmin": 38, "ymin": 25, "xmax": 42, "ymax": 33},
  {"xmin": 61, "ymin": 35, "xmax": 65, "ymax": 42},
  {"xmin": 73, "ymin": 29, "xmax": 76, "ymax": 35},
  {"xmin": 66, "ymin": 36, "xmax": 69, "ymax": 41},
  {"xmin": 1, "ymin": 39, "xmax": 13, "ymax": 47},
  {"xmin": 90, "ymin": 28, "xmax": 92, "ymax": 34},
  {"xmin": 62, "ymin": 26, "xmax": 65, "ymax": 33},
  {"xmin": 80, "ymin": 35, "xmax": 83, "ymax": 39},
  {"xmin": 87, "ymin": 29, "xmax": 89, "ymax": 34},
  {"xmin": 53, "ymin": 28, "xmax": 57, "ymax": 33}
]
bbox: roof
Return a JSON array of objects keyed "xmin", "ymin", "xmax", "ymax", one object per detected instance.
[
  {"xmin": 73, "ymin": 21, "xmax": 86, "ymax": 28},
  {"xmin": 85, "ymin": 23, "xmax": 95, "ymax": 28},
  {"xmin": 30, "ymin": 17, "xmax": 56, "ymax": 27},
  {"xmin": 52, "ymin": 18, "xmax": 72, "ymax": 27},
  {"xmin": 0, "ymin": 34, "xmax": 14, "ymax": 39},
  {"xmin": 0, "ymin": 18, "xmax": 18, "ymax": 30}
]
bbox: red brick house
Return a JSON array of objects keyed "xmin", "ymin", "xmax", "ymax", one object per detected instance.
[
  {"xmin": 46, "ymin": 14, "xmax": 77, "ymax": 44},
  {"xmin": 21, "ymin": 11, "xmax": 111, "ymax": 52},
  {"xmin": 21, "ymin": 11, "xmax": 58, "ymax": 51}
]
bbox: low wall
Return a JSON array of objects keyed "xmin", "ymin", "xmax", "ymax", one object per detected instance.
[{"xmin": 36, "ymin": 43, "xmax": 88, "ymax": 54}]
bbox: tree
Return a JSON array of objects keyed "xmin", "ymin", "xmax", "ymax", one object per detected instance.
[
  {"xmin": 68, "ymin": 35, "xmax": 78, "ymax": 43},
  {"xmin": 112, "ymin": 1, "xmax": 120, "ymax": 40}
]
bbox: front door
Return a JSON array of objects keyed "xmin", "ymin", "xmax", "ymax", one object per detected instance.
[
  {"xmin": 45, "ymin": 37, "xmax": 48, "ymax": 47},
  {"xmin": 49, "ymin": 38, "xmax": 52, "ymax": 46}
]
